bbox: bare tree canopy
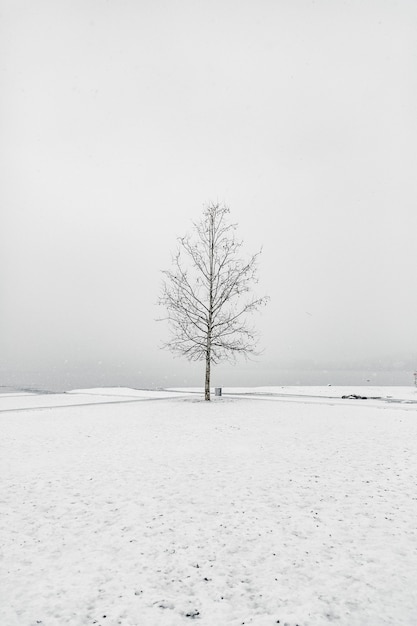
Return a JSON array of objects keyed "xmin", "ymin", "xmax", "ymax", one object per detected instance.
[{"xmin": 158, "ymin": 203, "xmax": 269, "ymax": 400}]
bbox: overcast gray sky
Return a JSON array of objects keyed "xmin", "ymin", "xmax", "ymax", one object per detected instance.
[{"xmin": 1, "ymin": 0, "xmax": 416, "ymax": 390}]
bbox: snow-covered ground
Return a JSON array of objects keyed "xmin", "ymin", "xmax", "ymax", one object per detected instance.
[
  {"xmin": 0, "ymin": 389, "xmax": 189, "ymax": 412},
  {"xmin": 1, "ymin": 388, "xmax": 417, "ymax": 626},
  {"xmin": 169, "ymin": 386, "xmax": 417, "ymax": 403}
]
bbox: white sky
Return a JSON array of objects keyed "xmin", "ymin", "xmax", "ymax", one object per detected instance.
[{"xmin": 1, "ymin": 0, "xmax": 417, "ymax": 389}]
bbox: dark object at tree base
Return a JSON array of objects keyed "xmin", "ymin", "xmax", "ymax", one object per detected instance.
[{"xmin": 342, "ymin": 394, "xmax": 368, "ymax": 400}]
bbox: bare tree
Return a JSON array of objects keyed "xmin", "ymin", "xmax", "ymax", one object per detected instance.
[{"xmin": 158, "ymin": 203, "xmax": 269, "ymax": 400}]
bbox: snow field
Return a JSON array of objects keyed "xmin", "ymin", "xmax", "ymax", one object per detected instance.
[{"xmin": 1, "ymin": 396, "xmax": 417, "ymax": 626}]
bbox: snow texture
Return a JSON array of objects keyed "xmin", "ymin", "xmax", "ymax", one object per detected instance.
[{"xmin": 1, "ymin": 388, "xmax": 417, "ymax": 626}]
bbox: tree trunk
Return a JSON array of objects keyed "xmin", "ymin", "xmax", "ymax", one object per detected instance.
[
  {"xmin": 204, "ymin": 210, "xmax": 214, "ymax": 401},
  {"xmin": 205, "ymin": 344, "xmax": 211, "ymax": 401}
]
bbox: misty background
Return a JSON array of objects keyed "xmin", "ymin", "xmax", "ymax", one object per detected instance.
[{"xmin": 1, "ymin": 0, "xmax": 416, "ymax": 391}]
